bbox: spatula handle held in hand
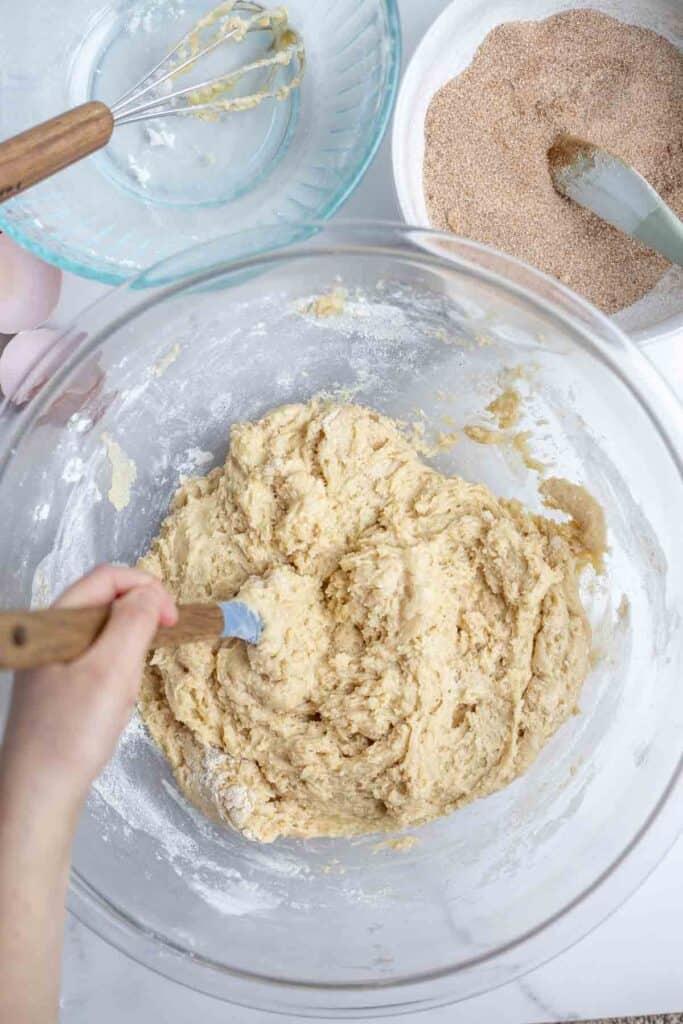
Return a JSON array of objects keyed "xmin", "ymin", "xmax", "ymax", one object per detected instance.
[
  {"xmin": 0, "ymin": 604, "xmax": 224, "ymax": 670},
  {"xmin": 0, "ymin": 102, "xmax": 114, "ymax": 203}
]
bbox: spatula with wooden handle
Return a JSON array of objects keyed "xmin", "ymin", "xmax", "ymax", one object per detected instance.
[{"xmin": 0, "ymin": 601, "xmax": 262, "ymax": 670}]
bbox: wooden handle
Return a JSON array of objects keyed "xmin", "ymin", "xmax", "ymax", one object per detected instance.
[
  {"xmin": 0, "ymin": 102, "xmax": 114, "ymax": 203},
  {"xmin": 0, "ymin": 604, "xmax": 224, "ymax": 670}
]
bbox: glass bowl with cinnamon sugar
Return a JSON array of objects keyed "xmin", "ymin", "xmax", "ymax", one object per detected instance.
[{"xmin": 393, "ymin": 0, "xmax": 683, "ymax": 345}]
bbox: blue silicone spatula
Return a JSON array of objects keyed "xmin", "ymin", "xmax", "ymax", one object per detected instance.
[{"xmin": 548, "ymin": 134, "xmax": 683, "ymax": 266}]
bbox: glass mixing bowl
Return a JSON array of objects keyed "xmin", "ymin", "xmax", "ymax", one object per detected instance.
[
  {"xmin": 0, "ymin": 0, "xmax": 399, "ymax": 284},
  {"xmin": 0, "ymin": 223, "xmax": 682, "ymax": 1016}
]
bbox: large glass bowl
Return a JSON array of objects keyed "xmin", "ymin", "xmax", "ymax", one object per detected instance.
[
  {"xmin": 0, "ymin": 223, "xmax": 682, "ymax": 1016},
  {"xmin": 0, "ymin": 0, "xmax": 399, "ymax": 284}
]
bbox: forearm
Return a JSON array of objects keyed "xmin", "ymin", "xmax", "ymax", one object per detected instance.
[
  {"xmin": 0, "ymin": 567, "xmax": 174, "ymax": 1022},
  {"xmin": 0, "ymin": 746, "xmax": 82, "ymax": 1024}
]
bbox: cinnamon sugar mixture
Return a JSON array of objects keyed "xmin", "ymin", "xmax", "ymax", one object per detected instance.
[{"xmin": 423, "ymin": 10, "xmax": 683, "ymax": 313}]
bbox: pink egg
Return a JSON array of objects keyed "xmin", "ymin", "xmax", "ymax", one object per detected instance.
[
  {"xmin": 0, "ymin": 234, "xmax": 62, "ymax": 334},
  {"xmin": 0, "ymin": 328, "xmax": 77, "ymax": 405},
  {"xmin": 39, "ymin": 360, "xmax": 105, "ymax": 428}
]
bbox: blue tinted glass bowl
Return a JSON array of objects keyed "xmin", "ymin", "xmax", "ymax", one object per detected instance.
[{"xmin": 0, "ymin": 0, "xmax": 400, "ymax": 283}]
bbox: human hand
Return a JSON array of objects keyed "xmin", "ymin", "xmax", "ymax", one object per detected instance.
[
  {"xmin": 1, "ymin": 564, "xmax": 177, "ymax": 812},
  {"xmin": 0, "ymin": 564, "xmax": 174, "ymax": 1024}
]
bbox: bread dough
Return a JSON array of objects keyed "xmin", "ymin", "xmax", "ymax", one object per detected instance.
[
  {"xmin": 102, "ymin": 434, "xmax": 137, "ymax": 512},
  {"xmin": 486, "ymin": 387, "xmax": 521, "ymax": 429},
  {"xmin": 139, "ymin": 401, "xmax": 600, "ymax": 842}
]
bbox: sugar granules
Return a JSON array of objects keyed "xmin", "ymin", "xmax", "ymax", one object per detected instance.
[{"xmin": 423, "ymin": 10, "xmax": 683, "ymax": 313}]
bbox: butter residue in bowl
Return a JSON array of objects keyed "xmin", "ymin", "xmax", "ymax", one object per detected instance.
[
  {"xmin": 486, "ymin": 387, "xmax": 521, "ymax": 429},
  {"xmin": 299, "ymin": 288, "xmax": 347, "ymax": 318}
]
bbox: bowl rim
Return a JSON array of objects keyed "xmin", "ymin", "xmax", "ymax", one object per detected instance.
[
  {"xmin": 2, "ymin": 220, "xmax": 682, "ymax": 1014},
  {"xmin": 390, "ymin": 0, "xmax": 683, "ymax": 347},
  {"xmin": 0, "ymin": 0, "xmax": 402, "ymax": 286}
]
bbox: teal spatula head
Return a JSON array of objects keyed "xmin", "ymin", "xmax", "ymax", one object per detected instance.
[{"xmin": 548, "ymin": 134, "xmax": 683, "ymax": 267}]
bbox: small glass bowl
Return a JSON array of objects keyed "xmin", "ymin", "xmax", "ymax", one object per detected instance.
[
  {"xmin": 0, "ymin": 0, "xmax": 400, "ymax": 284},
  {"xmin": 0, "ymin": 223, "xmax": 681, "ymax": 1016}
]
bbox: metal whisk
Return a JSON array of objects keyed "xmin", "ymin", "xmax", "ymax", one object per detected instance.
[{"xmin": 0, "ymin": 1, "xmax": 304, "ymax": 203}]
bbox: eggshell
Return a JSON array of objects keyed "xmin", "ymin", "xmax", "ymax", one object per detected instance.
[
  {"xmin": 0, "ymin": 328, "xmax": 75, "ymax": 404},
  {"xmin": 0, "ymin": 235, "xmax": 62, "ymax": 333}
]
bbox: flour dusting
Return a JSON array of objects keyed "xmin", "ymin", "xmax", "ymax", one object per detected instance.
[{"xmin": 92, "ymin": 715, "xmax": 283, "ymax": 916}]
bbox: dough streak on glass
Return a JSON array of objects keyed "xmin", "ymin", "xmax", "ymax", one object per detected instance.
[{"xmin": 139, "ymin": 402, "xmax": 602, "ymax": 842}]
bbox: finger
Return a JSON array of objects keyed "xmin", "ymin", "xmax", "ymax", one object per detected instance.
[
  {"xmin": 55, "ymin": 564, "xmax": 158, "ymax": 607},
  {"xmin": 157, "ymin": 594, "xmax": 179, "ymax": 627},
  {"xmin": 55, "ymin": 563, "xmax": 177, "ymax": 625},
  {"xmin": 82, "ymin": 585, "xmax": 166, "ymax": 685}
]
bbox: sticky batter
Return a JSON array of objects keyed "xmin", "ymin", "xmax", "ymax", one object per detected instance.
[
  {"xmin": 139, "ymin": 402, "xmax": 603, "ymax": 842},
  {"xmin": 102, "ymin": 434, "xmax": 137, "ymax": 512}
]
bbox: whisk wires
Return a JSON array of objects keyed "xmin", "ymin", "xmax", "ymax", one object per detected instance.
[{"xmin": 111, "ymin": 1, "xmax": 304, "ymax": 126}]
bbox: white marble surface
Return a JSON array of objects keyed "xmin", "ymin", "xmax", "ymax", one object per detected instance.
[
  {"xmin": 61, "ymin": 837, "xmax": 683, "ymax": 1022},
  {"xmin": 27, "ymin": 0, "xmax": 683, "ymax": 1019}
]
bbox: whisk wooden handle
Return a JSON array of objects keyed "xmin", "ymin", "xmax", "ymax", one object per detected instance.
[
  {"xmin": 0, "ymin": 603, "xmax": 224, "ymax": 670},
  {"xmin": 0, "ymin": 102, "xmax": 114, "ymax": 203}
]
